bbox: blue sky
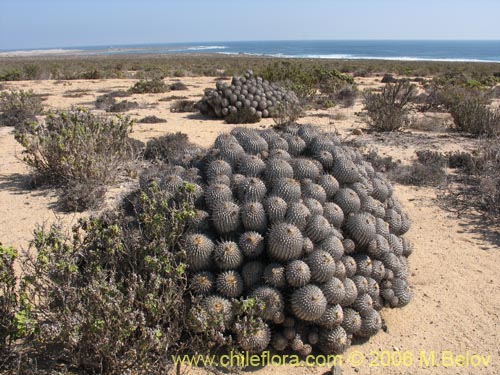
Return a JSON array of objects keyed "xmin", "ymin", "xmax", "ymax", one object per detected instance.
[{"xmin": 1, "ymin": 0, "xmax": 499, "ymax": 50}]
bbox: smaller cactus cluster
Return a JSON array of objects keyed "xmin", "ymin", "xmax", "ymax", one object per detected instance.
[
  {"xmin": 143, "ymin": 124, "xmax": 413, "ymax": 356},
  {"xmin": 197, "ymin": 70, "xmax": 299, "ymax": 120}
]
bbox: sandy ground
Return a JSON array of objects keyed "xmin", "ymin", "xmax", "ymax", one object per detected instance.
[{"xmin": 1, "ymin": 76, "xmax": 499, "ymax": 375}]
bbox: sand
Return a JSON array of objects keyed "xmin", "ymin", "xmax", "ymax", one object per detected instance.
[{"xmin": 0, "ymin": 76, "xmax": 499, "ymax": 375}]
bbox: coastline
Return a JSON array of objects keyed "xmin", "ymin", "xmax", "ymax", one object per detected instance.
[{"xmin": 2, "ymin": 39, "xmax": 500, "ymax": 63}]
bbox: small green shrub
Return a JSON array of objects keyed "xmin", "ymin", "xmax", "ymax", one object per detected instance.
[
  {"xmin": 258, "ymin": 61, "xmax": 355, "ymax": 104},
  {"xmin": 0, "ymin": 90, "xmax": 43, "ymax": 131},
  {"xmin": 130, "ymin": 78, "xmax": 169, "ymax": 94},
  {"xmin": 0, "ymin": 69, "xmax": 22, "ymax": 81},
  {"xmin": 0, "ymin": 245, "xmax": 19, "ymax": 351},
  {"xmin": 15, "ymin": 108, "xmax": 135, "ymax": 210},
  {"xmin": 363, "ymin": 81, "xmax": 417, "ymax": 131},
  {"xmin": 20, "ymin": 180, "xmax": 197, "ymax": 373},
  {"xmin": 79, "ymin": 68, "xmax": 102, "ymax": 80},
  {"xmin": 439, "ymin": 86, "xmax": 500, "ymax": 137}
]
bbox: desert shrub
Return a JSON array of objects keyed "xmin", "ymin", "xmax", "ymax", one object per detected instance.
[
  {"xmin": 364, "ymin": 149, "xmax": 447, "ymax": 186},
  {"xmin": 447, "ymin": 150, "xmax": 476, "ymax": 173},
  {"xmin": 381, "ymin": 74, "xmax": 397, "ymax": 83},
  {"xmin": 0, "ymin": 245, "xmax": 20, "ymax": 352},
  {"xmin": 0, "ymin": 90, "xmax": 43, "ymax": 131},
  {"xmin": 95, "ymin": 94, "xmax": 116, "ymax": 110},
  {"xmin": 95, "ymin": 91, "xmax": 130, "ymax": 111},
  {"xmin": 15, "ymin": 109, "xmax": 135, "ymax": 210},
  {"xmin": 144, "ymin": 132, "xmax": 203, "ymax": 163},
  {"xmin": 408, "ymin": 150, "xmax": 449, "ymax": 186},
  {"xmin": 363, "ymin": 81, "xmax": 418, "ymax": 131},
  {"xmin": 22, "ymin": 64, "xmax": 42, "ymax": 80},
  {"xmin": 79, "ymin": 68, "xmax": 102, "ymax": 80},
  {"xmin": 258, "ymin": 61, "xmax": 355, "ymax": 104},
  {"xmin": 19, "ymin": 180, "xmax": 197, "ymax": 374},
  {"xmin": 475, "ymin": 141, "xmax": 500, "ymax": 216},
  {"xmin": 0, "ymin": 69, "xmax": 22, "ymax": 81},
  {"xmin": 169, "ymin": 81, "xmax": 188, "ymax": 90},
  {"xmin": 334, "ymin": 84, "xmax": 358, "ymax": 107},
  {"xmin": 414, "ymin": 86, "xmax": 444, "ymax": 112},
  {"xmin": 439, "ymin": 86, "xmax": 500, "ymax": 136},
  {"xmin": 138, "ymin": 115, "xmax": 167, "ymax": 123},
  {"xmin": 107, "ymin": 100, "xmax": 139, "ymax": 113},
  {"xmin": 272, "ymin": 101, "xmax": 304, "ymax": 126},
  {"xmin": 170, "ymin": 99, "xmax": 196, "ymax": 113},
  {"xmin": 447, "ymin": 139, "xmax": 500, "ymax": 219},
  {"xmin": 130, "ymin": 78, "xmax": 169, "ymax": 94}
]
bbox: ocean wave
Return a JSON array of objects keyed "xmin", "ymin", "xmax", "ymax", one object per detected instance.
[
  {"xmin": 170, "ymin": 45, "xmax": 227, "ymax": 52},
  {"xmin": 216, "ymin": 51, "xmax": 500, "ymax": 63}
]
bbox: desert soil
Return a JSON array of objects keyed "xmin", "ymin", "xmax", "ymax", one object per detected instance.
[{"xmin": 0, "ymin": 76, "xmax": 499, "ymax": 375}]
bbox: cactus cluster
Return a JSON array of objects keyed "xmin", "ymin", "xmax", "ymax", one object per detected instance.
[
  {"xmin": 146, "ymin": 124, "xmax": 413, "ymax": 355},
  {"xmin": 197, "ymin": 70, "xmax": 299, "ymax": 121}
]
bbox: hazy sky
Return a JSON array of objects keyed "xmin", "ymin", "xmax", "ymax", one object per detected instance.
[{"xmin": 1, "ymin": 0, "xmax": 499, "ymax": 50}]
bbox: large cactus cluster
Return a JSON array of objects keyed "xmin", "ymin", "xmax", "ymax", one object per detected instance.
[
  {"xmin": 197, "ymin": 70, "xmax": 299, "ymax": 120},
  {"xmin": 143, "ymin": 124, "xmax": 412, "ymax": 355}
]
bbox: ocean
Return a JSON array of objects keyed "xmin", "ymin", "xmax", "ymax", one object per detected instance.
[{"xmin": 3, "ymin": 40, "xmax": 500, "ymax": 62}]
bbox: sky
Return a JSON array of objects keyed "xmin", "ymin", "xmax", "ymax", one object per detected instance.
[{"xmin": 1, "ymin": 0, "xmax": 500, "ymax": 50}]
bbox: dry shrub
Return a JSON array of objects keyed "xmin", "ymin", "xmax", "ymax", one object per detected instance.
[
  {"xmin": 364, "ymin": 149, "xmax": 447, "ymax": 187},
  {"xmin": 448, "ymin": 139, "xmax": 500, "ymax": 218},
  {"xmin": 0, "ymin": 90, "xmax": 43, "ymax": 131},
  {"xmin": 439, "ymin": 85, "xmax": 500, "ymax": 136},
  {"xmin": 130, "ymin": 78, "xmax": 169, "ymax": 94},
  {"xmin": 138, "ymin": 115, "xmax": 167, "ymax": 124},
  {"xmin": 334, "ymin": 84, "xmax": 358, "ymax": 107},
  {"xmin": 144, "ymin": 132, "xmax": 203, "ymax": 163},
  {"xmin": 169, "ymin": 81, "xmax": 188, "ymax": 90},
  {"xmin": 107, "ymin": 100, "xmax": 139, "ymax": 113},
  {"xmin": 272, "ymin": 101, "xmax": 304, "ymax": 126},
  {"xmin": 381, "ymin": 74, "xmax": 397, "ymax": 83},
  {"xmin": 170, "ymin": 99, "xmax": 197, "ymax": 113},
  {"xmin": 15, "ymin": 108, "xmax": 136, "ymax": 211},
  {"xmin": 95, "ymin": 91, "xmax": 131, "ymax": 111},
  {"xmin": 363, "ymin": 81, "xmax": 417, "ymax": 131}
]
